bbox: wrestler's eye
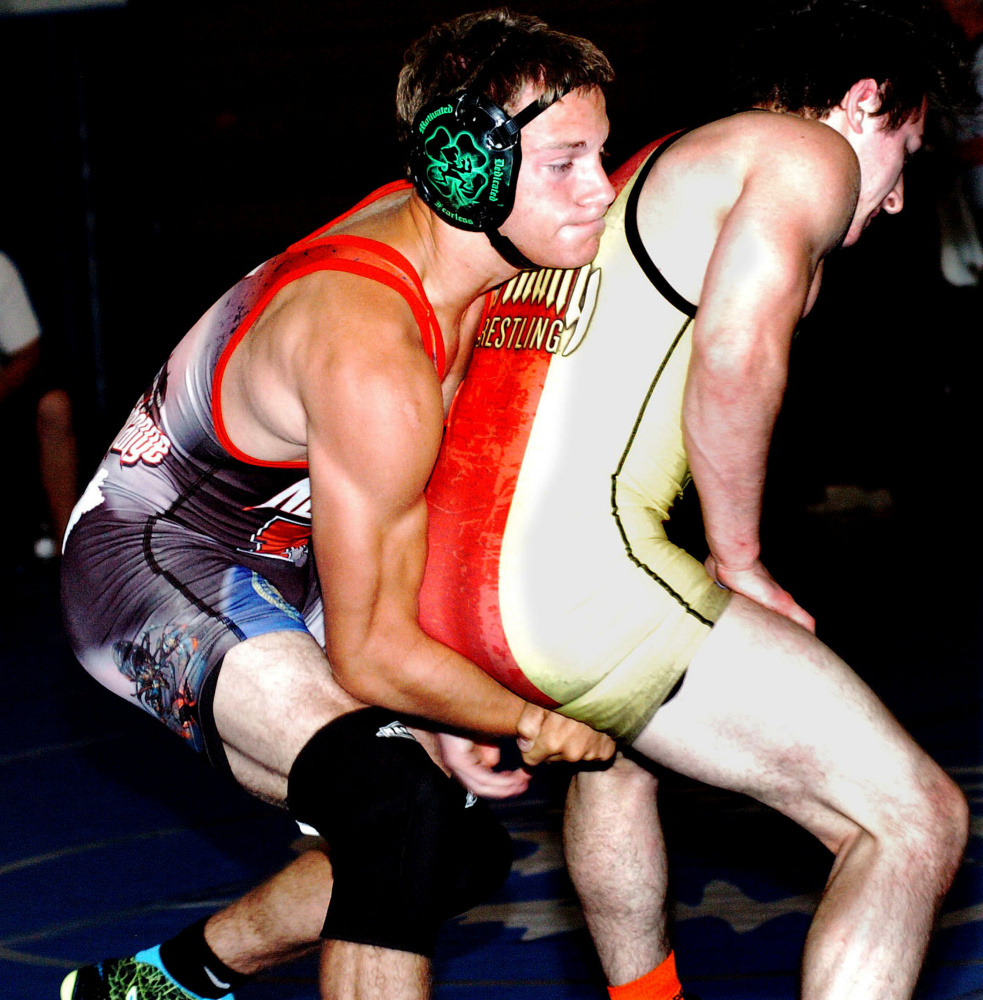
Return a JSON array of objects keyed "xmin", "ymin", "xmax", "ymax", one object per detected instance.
[{"xmin": 548, "ymin": 161, "xmax": 574, "ymax": 174}]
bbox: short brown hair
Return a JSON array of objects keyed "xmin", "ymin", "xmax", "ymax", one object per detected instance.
[
  {"xmin": 396, "ymin": 8, "xmax": 613, "ymax": 143},
  {"xmin": 731, "ymin": 0, "xmax": 975, "ymax": 130}
]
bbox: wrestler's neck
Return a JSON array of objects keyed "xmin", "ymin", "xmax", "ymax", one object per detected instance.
[
  {"xmin": 402, "ymin": 191, "xmax": 519, "ymax": 305},
  {"xmin": 329, "ymin": 186, "xmax": 517, "ymax": 363},
  {"xmin": 405, "ymin": 197, "xmax": 518, "ymax": 387}
]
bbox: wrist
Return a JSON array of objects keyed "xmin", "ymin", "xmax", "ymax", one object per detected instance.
[{"xmin": 711, "ymin": 549, "xmax": 761, "ymax": 575}]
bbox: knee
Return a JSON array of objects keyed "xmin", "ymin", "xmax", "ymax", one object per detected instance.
[
  {"xmin": 868, "ymin": 764, "xmax": 968, "ymax": 888},
  {"xmin": 572, "ymin": 751, "xmax": 658, "ymax": 803},
  {"xmin": 439, "ymin": 789, "xmax": 513, "ymax": 917},
  {"xmin": 287, "ymin": 708, "xmax": 512, "ymax": 956},
  {"xmin": 36, "ymin": 388, "xmax": 73, "ymax": 435},
  {"xmin": 610, "ymin": 751, "xmax": 659, "ymax": 793},
  {"xmin": 916, "ymin": 768, "xmax": 969, "ymax": 878}
]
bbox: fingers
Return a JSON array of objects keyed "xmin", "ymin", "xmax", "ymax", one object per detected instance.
[
  {"xmin": 472, "ymin": 742, "xmax": 503, "ymax": 770},
  {"xmin": 516, "ymin": 703, "xmax": 546, "ymax": 759},
  {"xmin": 436, "ymin": 732, "xmax": 531, "ymax": 798},
  {"xmin": 518, "ymin": 709, "xmax": 615, "ymax": 767},
  {"xmin": 757, "ymin": 583, "xmax": 816, "ymax": 634},
  {"xmin": 462, "ymin": 767, "xmax": 531, "ymax": 799},
  {"xmin": 585, "ymin": 730, "xmax": 616, "ymax": 761},
  {"xmin": 519, "ymin": 741, "xmax": 549, "ymax": 767},
  {"xmin": 712, "ymin": 560, "xmax": 816, "ymax": 634},
  {"xmin": 784, "ymin": 598, "xmax": 816, "ymax": 634}
]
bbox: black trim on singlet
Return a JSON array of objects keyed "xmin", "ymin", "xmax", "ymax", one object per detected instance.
[
  {"xmin": 623, "ymin": 129, "xmax": 698, "ymax": 319},
  {"xmin": 139, "ymin": 461, "xmax": 267, "ymax": 775},
  {"xmin": 609, "ymin": 131, "xmax": 718, "ymax": 628},
  {"xmin": 141, "ymin": 462, "xmax": 250, "ymax": 644},
  {"xmin": 608, "ymin": 314, "xmax": 715, "ymax": 629}
]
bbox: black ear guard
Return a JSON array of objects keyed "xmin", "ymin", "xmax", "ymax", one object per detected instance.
[{"xmin": 409, "ymin": 90, "xmax": 553, "ymax": 234}]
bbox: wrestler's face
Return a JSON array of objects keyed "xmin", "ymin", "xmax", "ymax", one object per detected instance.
[
  {"xmin": 841, "ymin": 98, "xmax": 926, "ymax": 247},
  {"xmin": 500, "ymin": 85, "xmax": 615, "ymax": 268}
]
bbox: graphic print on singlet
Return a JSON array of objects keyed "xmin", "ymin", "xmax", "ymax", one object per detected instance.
[
  {"xmin": 242, "ymin": 480, "xmax": 313, "ymax": 563},
  {"xmin": 62, "ymin": 182, "xmax": 444, "ymax": 751},
  {"xmin": 421, "ymin": 140, "xmax": 729, "ymax": 740}
]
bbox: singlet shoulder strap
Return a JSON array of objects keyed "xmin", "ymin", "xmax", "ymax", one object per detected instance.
[
  {"xmin": 213, "ymin": 210, "xmax": 445, "ymax": 468},
  {"xmin": 286, "ymin": 181, "xmax": 444, "ymax": 378},
  {"xmin": 286, "ymin": 235, "xmax": 445, "ymax": 380},
  {"xmin": 622, "ymin": 130, "xmax": 698, "ymax": 318}
]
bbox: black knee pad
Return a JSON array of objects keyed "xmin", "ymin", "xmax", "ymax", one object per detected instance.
[
  {"xmin": 287, "ymin": 708, "xmax": 512, "ymax": 956},
  {"xmin": 439, "ymin": 786, "xmax": 513, "ymax": 918}
]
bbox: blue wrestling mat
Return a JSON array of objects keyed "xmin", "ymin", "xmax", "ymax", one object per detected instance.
[{"xmin": 3, "ymin": 500, "xmax": 983, "ymax": 1000}]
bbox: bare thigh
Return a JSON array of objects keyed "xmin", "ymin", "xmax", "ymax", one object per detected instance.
[
  {"xmin": 211, "ymin": 630, "xmax": 448, "ymax": 804},
  {"xmin": 212, "ymin": 630, "xmax": 364, "ymax": 803},
  {"xmin": 632, "ymin": 595, "xmax": 949, "ymax": 851}
]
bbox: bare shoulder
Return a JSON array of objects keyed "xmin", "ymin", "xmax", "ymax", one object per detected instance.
[
  {"xmin": 665, "ymin": 110, "xmax": 856, "ymax": 167},
  {"xmin": 223, "ymin": 265, "xmax": 437, "ymax": 462},
  {"xmin": 634, "ymin": 112, "xmax": 859, "ymax": 301},
  {"xmin": 643, "ymin": 111, "xmax": 858, "ymax": 224},
  {"xmin": 738, "ymin": 111, "xmax": 857, "ymax": 200},
  {"xmin": 260, "ymin": 267, "xmax": 430, "ymax": 380}
]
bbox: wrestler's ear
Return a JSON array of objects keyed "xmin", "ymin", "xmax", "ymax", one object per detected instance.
[{"xmin": 840, "ymin": 78, "xmax": 882, "ymax": 134}]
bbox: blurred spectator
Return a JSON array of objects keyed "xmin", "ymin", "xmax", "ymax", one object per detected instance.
[
  {"xmin": 936, "ymin": 0, "xmax": 983, "ymax": 284},
  {"xmin": 0, "ymin": 250, "xmax": 77, "ymax": 561}
]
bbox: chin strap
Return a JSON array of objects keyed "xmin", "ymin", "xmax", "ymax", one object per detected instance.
[
  {"xmin": 483, "ymin": 94, "xmax": 558, "ymax": 272},
  {"xmin": 486, "ymin": 227, "xmax": 538, "ymax": 270}
]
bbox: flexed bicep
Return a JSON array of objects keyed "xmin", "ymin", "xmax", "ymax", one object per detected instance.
[{"xmin": 303, "ymin": 330, "xmax": 446, "ymax": 672}]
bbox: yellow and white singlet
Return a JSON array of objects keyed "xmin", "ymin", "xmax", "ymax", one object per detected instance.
[{"xmin": 421, "ymin": 137, "xmax": 730, "ymax": 741}]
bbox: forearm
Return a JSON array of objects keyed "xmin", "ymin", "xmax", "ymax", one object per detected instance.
[
  {"xmin": 682, "ymin": 356, "xmax": 785, "ymax": 569},
  {"xmin": 682, "ymin": 346, "xmax": 817, "ymax": 631},
  {"xmin": 331, "ymin": 626, "xmax": 527, "ymax": 737}
]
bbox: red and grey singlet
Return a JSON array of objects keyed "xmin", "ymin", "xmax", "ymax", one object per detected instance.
[{"xmin": 61, "ymin": 181, "xmax": 443, "ymax": 756}]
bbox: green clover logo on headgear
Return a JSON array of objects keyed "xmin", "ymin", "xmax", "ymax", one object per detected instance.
[{"xmin": 423, "ymin": 126, "xmax": 491, "ymax": 209}]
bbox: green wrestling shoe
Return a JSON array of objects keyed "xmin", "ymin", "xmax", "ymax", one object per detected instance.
[{"xmin": 60, "ymin": 946, "xmax": 234, "ymax": 1000}]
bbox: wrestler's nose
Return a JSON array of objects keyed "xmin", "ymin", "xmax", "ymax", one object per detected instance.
[{"xmin": 581, "ymin": 158, "xmax": 615, "ymax": 209}]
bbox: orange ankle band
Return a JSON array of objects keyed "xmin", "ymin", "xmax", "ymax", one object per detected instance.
[{"xmin": 607, "ymin": 951, "xmax": 681, "ymax": 1000}]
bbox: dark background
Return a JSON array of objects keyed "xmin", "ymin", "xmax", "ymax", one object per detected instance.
[
  {"xmin": 3, "ymin": 8, "xmax": 983, "ymax": 996},
  {"xmin": 0, "ymin": 1, "xmax": 792, "ymax": 439},
  {"xmin": 0, "ymin": 0, "xmax": 974, "ymax": 519}
]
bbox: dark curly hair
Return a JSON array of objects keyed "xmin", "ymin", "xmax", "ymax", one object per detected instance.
[
  {"xmin": 730, "ymin": 0, "xmax": 976, "ymax": 129},
  {"xmin": 396, "ymin": 8, "xmax": 614, "ymax": 143}
]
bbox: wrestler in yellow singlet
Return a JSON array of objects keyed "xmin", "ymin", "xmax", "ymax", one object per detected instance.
[{"xmin": 420, "ymin": 134, "xmax": 730, "ymax": 741}]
